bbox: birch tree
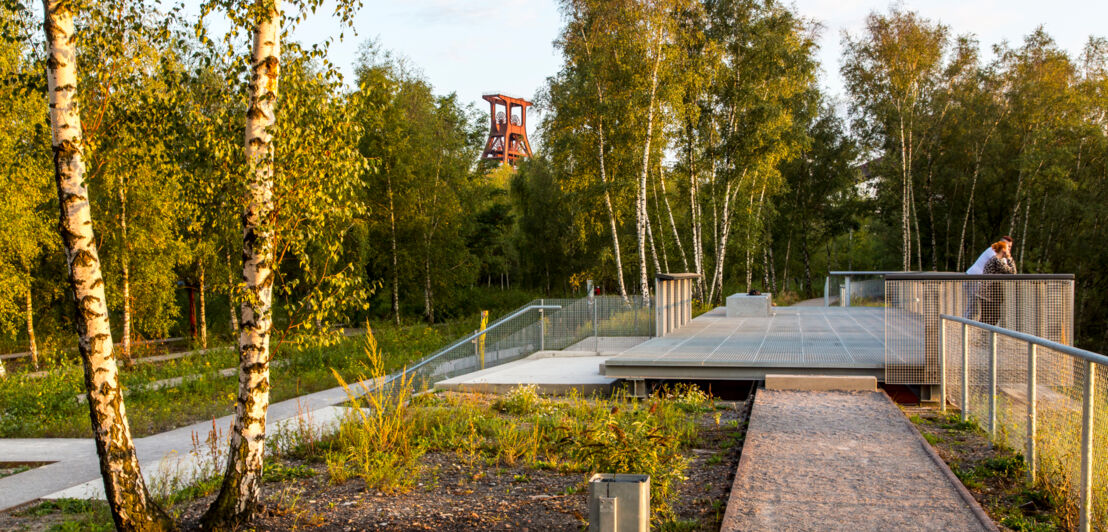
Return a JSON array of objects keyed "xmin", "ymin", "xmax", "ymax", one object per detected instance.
[
  {"xmin": 200, "ymin": 1, "xmax": 362, "ymax": 524},
  {"xmin": 40, "ymin": 1, "xmax": 173, "ymax": 529}
]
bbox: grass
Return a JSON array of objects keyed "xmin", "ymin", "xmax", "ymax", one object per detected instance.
[{"xmin": 0, "ymin": 317, "xmax": 477, "ymax": 438}]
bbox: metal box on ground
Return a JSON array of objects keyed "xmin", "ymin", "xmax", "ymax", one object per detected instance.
[{"xmin": 588, "ymin": 473, "xmax": 649, "ymax": 532}]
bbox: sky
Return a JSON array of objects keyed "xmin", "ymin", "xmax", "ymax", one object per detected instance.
[{"xmin": 279, "ymin": 0, "xmax": 1108, "ymax": 114}]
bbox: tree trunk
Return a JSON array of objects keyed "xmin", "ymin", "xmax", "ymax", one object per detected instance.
[
  {"xmin": 227, "ymin": 249, "xmax": 239, "ymax": 335},
  {"xmin": 576, "ymin": 22, "xmax": 628, "ymax": 302},
  {"xmin": 423, "ymin": 255, "xmax": 434, "ymax": 324},
  {"xmin": 387, "ymin": 170, "xmax": 400, "ymax": 326},
  {"xmin": 199, "ymin": 265, "xmax": 207, "ymax": 349},
  {"xmin": 659, "ymin": 167, "xmax": 688, "ymax": 271},
  {"xmin": 26, "ymin": 285, "xmax": 38, "ymax": 368},
  {"xmin": 119, "ymin": 183, "xmax": 130, "ymax": 361},
  {"xmin": 636, "ymin": 46, "xmax": 661, "ymax": 304},
  {"xmin": 802, "ymin": 234, "xmax": 812, "ymax": 296},
  {"xmin": 41, "ymin": 3, "xmax": 171, "ymax": 529},
  {"xmin": 203, "ymin": 3, "xmax": 281, "ymax": 526}
]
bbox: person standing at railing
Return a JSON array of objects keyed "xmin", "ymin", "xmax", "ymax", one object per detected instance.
[
  {"xmin": 978, "ymin": 240, "xmax": 1017, "ymax": 325},
  {"xmin": 963, "ymin": 235, "xmax": 1014, "ymax": 319}
]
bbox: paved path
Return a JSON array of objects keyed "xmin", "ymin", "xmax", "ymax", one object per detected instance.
[
  {"xmin": 721, "ymin": 390, "xmax": 997, "ymax": 532},
  {"xmin": 0, "ymin": 383, "xmax": 354, "ymax": 511}
]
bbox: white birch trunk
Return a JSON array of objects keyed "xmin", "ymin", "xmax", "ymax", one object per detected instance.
[
  {"xmin": 119, "ymin": 184, "xmax": 130, "ymax": 361},
  {"xmin": 576, "ymin": 20, "xmax": 629, "ymax": 302},
  {"xmin": 204, "ymin": 3, "xmax": 281, "ymax": 524},
  {"xmin": 199, "ymin": 265, "xmax": 207, "ymax": 349},
  {"xmin": 26, "ymin": 285, "xmax": 38, "ymax": 368},
  {"xmin": 659, "ymin": 168, "xmax": 687, "ymax": 271},
  {"xmin": 42, "ymin": 2, "xmax": 171, "ymax": 529},
  {"xmin": 637, "ymin": 48, "xmax": 662, "ymax": 304},
  {"xmin": 227, "ymin": 249, "xmax": 239, "ymax": 335}
]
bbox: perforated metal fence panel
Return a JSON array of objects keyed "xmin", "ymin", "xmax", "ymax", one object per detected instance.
[{"xmin": 884, "ymin": 275, "xmax": 1074, "ymax": 385}]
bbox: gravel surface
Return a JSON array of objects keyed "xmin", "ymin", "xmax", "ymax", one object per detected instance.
[{"xmin": 721, "ymin": 390, "xmax": 996, "ymax": 532}]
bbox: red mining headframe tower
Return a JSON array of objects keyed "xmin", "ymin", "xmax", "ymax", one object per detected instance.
[{"xmin": 481, "ymin": 93, "xmax": 533, "ymax": 166}]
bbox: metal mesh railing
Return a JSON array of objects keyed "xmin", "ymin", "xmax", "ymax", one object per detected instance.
[
  {"xmin": 884, "ymin": 274, "xmax": 1074, "ymax": 385},
  {"xmin": 941, "ymin": 315, "xmax": 1106, "ymax": 531},
  {"xmin": 393, "ymin": 296, "xmax": 652, "ymax": 392},
  {"xmin": 825, "ymin": 271, "xmax": 894, "ymax": 306}
]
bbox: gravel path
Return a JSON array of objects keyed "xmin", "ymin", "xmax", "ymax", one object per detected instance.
[{"xmin": 721, "ymin": 390, "xmax": 997, "ymax": 532}]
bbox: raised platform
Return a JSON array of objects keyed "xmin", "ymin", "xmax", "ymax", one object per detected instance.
[
  {"xmin": 602, "ymin": 306, "xmax": 890, "ymax": 381},
  {"xmin": 435, "ymin": 351, "xmax": 620, "ymax": 395}
]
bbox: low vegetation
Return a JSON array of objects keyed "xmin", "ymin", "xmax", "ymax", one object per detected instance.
[
  {"xmin": 908, "ymin": 408, "xmax": 1065, "ymax": 531},
  {"xmin": 0, "ymin": 319, "xmax": 475, "ymax": 438}
]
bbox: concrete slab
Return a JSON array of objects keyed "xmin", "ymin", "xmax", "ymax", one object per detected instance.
[
  {"xmin": 721, "ymin": 390, "xmax": 997, "ymax": 532},
  {"xmin": 435, "ymin": 352, "xmax": 617, "ymax": 395},
  {"xmin": 765, "ymin": 374, "xmax": 877, "ymax": 392},
  {"xmin": 726, "ymin": 293, "xmax": 772, "ymax": 317}
]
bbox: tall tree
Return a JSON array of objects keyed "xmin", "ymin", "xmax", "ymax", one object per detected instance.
[
  {"xmin": 40, "ymin": 0, "xmax": 173, "ymax": 529},
  {"xmin": 843, "ymin": 9, "xmax": 949, "ymax": 271}
]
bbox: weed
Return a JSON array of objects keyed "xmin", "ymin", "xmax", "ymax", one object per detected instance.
[
  {"xmin": 327, "ymin": 325, "xmax": 425, "ymax": 494},
  {"xmin": 492, "ymin": 384, "xmax": 544, "ymax": 415},
  {"xmin": 263, "ymin": 461, "xmax": 317, "ymax": 483},
  {"xmin": 512, "ymin": 473, "xmax": 530, "ymax": 483},
  {"xmin": 983, "ymin": 454, "xmax": 1026, "ymax": 478},
  {"xmin": 922, "ymin": 432, "xmax": 942, "ymax": 445}
]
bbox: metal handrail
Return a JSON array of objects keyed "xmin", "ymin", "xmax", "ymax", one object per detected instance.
[
  {"xmin": 939, "ymin": 313, "xmax": 1100, "ymax": 532},
  {"xmin": 940, "ymin": 314, "xmax": 1108, "ymax": 366},
  {"xmin": 886, "ymin": 273, "xmax": 1075, "ymax": 281},
  {"xmin": 402, "ymin": 304, "xmax": 563, "ymax": 376}
]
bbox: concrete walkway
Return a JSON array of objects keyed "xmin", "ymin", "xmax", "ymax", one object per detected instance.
[
  {"xmin": 0, "ymin": 383, "xmax": 352, "ymax": 511},
  {"xmin": 721, "ymin": 389, "xmax": 997, "ymax": 532}
]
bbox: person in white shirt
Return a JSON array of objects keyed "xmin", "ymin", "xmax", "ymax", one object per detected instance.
[{"xmin": 964, "ymin": 236, "xmax": 1013, "ymax": 318}]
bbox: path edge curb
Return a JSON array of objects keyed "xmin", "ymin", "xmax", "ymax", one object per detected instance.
[{"xmin": 885, "ymin": 393, "xmax": 1000, "ymax": 532}]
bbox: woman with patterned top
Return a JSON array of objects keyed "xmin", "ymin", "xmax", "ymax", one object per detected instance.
[{"xmin": 978, "ymin": 240, "xmax": 1017, "ymax": 325}]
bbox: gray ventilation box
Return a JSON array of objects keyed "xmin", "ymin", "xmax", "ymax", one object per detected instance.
[{"xmin": 588, "ymin": 473, "xmax": 649, "ymax": 532}]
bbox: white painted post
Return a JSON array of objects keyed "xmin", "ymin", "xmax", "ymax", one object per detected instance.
[
  {"xmin": 939, "ymin": 318, "xmax": 947, "ymax": 413},
  {"xmin": 989, "ymin": 331, "xmax": 997, "ymax": 439},
  {"xmin": 1027, "ymin": 343, "xmax": 1037, "ymax": 485},
  {"xmin": 1079, "ymin": 360, "xmax": 1095, "ymax": 532},
  {"xmin": 961, "ymin": 323, "xmax": 969, "ymax": 422}
]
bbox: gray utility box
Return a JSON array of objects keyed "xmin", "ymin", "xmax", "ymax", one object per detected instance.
[
  {"xmin": 588, "ymin": 473, "xmax": 650, "ymax": 532},
  {"xmin": 726, "ymin": 292, "xmax": 772, "ymax": 317}
]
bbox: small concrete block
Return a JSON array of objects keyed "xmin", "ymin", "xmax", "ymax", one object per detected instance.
[
  {"xmin": 764, "ymin": 374, "xmax": 877, "ymax": 392},
  {"xmin": 726, "ymin": 293, "xmax": 772, "ymax": 317}
]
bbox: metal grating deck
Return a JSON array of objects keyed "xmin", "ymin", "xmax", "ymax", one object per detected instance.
[{"xmin": 602, "ymin": 306, "xmax": 894, "ymax": 380}]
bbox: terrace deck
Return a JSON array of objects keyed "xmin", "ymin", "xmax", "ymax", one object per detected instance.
[{"xmin": 602, "ymin": 306, "xmax": 914, "ymax": 381}]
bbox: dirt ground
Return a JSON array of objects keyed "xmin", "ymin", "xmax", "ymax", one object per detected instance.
[{"xmin": 179, "ymin": 399, "xmax": 750, "ymax": 531}]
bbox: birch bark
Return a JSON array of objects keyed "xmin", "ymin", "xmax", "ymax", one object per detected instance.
[
  {"xmin": 26, "ymin": 284, "xmax": 37, "ymax": 368},
  {"xmin": 41, "ymin": 2, "xmax": 171, "ymax": 529},
  {"xmin": 204, "ymin": 1, "xmax": 281, "ymax": 524}
]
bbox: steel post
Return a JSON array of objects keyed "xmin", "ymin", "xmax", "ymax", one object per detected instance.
[
  {"xmin": 1079, "ymin": 360, "xmax": 1095, "ymax": 532},
  {"xmin": 939, "ymin": 318, "xmax": 947, "ymax": 413},
  {"xmin": 1027, "ymin": 343, "xmax": 1037, "ymax": 485},
  {"xmin": 989, "ymin": 331, "xmax": 997, "ymax": 439},
  {"xmin": 844, "ymin": 275, "xmax": 852, "ymax": 307},
  {"xmin": 539, "ymin": 308, "xmax": 545, "ymax": 351},
  {"xmin": 824, "ymin": 276, "xmax": 830, "ymax": 307},
  {"xmin": 962, "ymin": 323, "xmax": 969, "ymax": 422}
]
